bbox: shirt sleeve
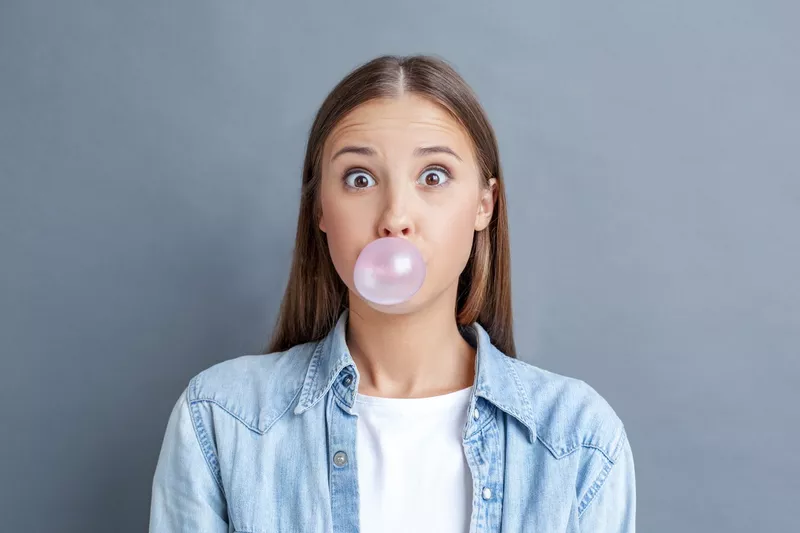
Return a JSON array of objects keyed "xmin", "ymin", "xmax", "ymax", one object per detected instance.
[
  {"xmin": 577, "ymin": 429, "xmax": 636, "ymax": 532},
  {"xmin": 149, "ymin": 387, "xmax": 229, "ymax": 533}
]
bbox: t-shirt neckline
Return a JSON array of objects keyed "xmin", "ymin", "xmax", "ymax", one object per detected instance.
[{"xmin": 354, "ymin": 385, "xmax": 473, "ymax": 408}]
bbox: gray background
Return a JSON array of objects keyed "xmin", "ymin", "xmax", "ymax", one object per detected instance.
[{"xmin": 1, "ymin": 1, "xmax": 797, "ymax": 531}]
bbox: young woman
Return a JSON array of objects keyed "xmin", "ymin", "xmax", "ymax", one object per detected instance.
[{"xmin": 149, "ymin": 55, "xmax": 636, "ymax": 533}]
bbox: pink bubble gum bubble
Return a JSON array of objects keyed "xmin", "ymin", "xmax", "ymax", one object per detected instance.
[{"xmin": 353, "ymin": 237, "xmax": 426, "ymax": 306}]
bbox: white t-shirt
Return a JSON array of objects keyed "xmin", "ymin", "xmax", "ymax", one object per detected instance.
[{"xmin": 350, "ymin": 385, "xmax": 474, "ymax": 533}]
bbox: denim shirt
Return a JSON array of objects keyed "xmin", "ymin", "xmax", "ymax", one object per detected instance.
[{"xmin": 149, "ymin": 309, "xmax": 636, "ymax": 532}]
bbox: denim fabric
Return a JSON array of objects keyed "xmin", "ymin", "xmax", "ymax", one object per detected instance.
[{"xmin": 149, "ymin": 309, "xmax": 635, "ymax": 532}]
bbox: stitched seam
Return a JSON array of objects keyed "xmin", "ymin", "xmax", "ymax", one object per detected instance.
[
  {"xmin": 466, "ymin": 439, "xmax": 481, "ymax": 533},
  {"xmin": 298, "ymin": 342, "xmax": 323, "ymax": 408},
  {"xmin": 609, "ymin": 425, "xmax": 627, "ymax": 462},
  {"xmin": 580, "ymin": 442, "xmax": 616, "ymax": 464},
  {"xmin": 485, "ymin": 419, "xmax": 501, "ymax": 532},
  {"xmin": 191, "ymin": 373, "xmax": 306, "ymax": 434},
  {"xmin": 190, "ymin": 356, "xmax": 309, "ymax": 435},
  {"xmin": 581, "ymin": 423, "xmax": 626, "ymax": 463},
  {"xmin": 277, "ymin": 382, "xmax": 305, "ymax": 421},
  {"xmin": 188, "ymin": 379, "xmax": 225, "ymax": 496},
  {"xmin": 465, "ymin": 408, "xmax": 496, "ymax": 441},
  {"xmin": 483, "ymin": 398, "xmax": 532, "ymax": 442},
  {"xmin": 577, "ymin": 456, "xmax": 613, "ymax": 517},
  {"xmin": 577, "ymin": 429, "xmax": 629, "ymax": 518},
  {"xmin": 502, "ymin": 356, "xmax": 537, "ymax": 441},
  {"xmin": 331, "ymin": 381, "xmax": 347, "ymax": 405},
  {"xmin": 536, "ymin": 436, "xmax": 579, "ymax": 460},
  {"xmin": 190, "ymin": 398, "xmax": 268, "ymax": 435}
]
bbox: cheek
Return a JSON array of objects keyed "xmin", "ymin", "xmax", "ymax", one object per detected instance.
[
  {"xmin": 320, "ymin": 199, "xmax": 368, "ymax": 287},
  {"xmin": 426, "ymin": 206, "xmax": 477, "ymax": 277}
]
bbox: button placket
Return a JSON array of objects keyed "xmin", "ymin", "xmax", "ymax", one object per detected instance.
[
  {"xmin": 327, "ymin": 383, "xmax": 360, "ymax": 533},
  {"xmin": 463, "ymin": 410, "xmax": 503, "ymax": 533},
  {"xmin": 333, "ymin": 451, "xmax": 348, "ymax": 467}
]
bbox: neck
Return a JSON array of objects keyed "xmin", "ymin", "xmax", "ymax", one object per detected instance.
[{"xmin": 345, "ymin": 286, "xmax": 476, "ymax": 399}]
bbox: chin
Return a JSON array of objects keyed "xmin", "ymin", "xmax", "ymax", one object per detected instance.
[
  {"xmin": 364, "ymin": 300, "xmax": 418, "ymax": 316},
  {"xmin": 351, "ymin": 289, "xmax": 428, "ymax": 316}
]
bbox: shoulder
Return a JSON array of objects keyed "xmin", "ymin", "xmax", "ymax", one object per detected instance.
[
  {"xmin": 507, "ymin": 356, "xmax": 628, "ymax": 463},
  {"xmin": 184, "ymin": 340, "xmax": 317, "ymax": 434}
]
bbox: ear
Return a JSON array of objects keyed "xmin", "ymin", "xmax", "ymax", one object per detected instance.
[
  {"xmin": 474, "ymin": 177, "xmax": 497, "ymax": 231},
  {"xmin": 319, "ymin": 215, "xmax": 327, "ymax": 233}
]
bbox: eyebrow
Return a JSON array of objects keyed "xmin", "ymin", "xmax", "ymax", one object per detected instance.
[
  {"xmin": 330, "ymin": 145, "xmax": 463, "ymax": 162},
  {"xmin": 414, "ymin": 145, "xmax": 463, "ymax": 162}
]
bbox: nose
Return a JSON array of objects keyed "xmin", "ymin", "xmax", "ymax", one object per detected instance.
[
  {"xmin": 378, "ymin": 208, "xmax": 412, "ymax": 238},
  {"xmin": 377, "ymin": 180, "xmax": 414, "ymax": 238}
]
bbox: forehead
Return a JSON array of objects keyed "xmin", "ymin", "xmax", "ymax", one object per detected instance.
[{"xmin": 324, "ymin": 94, "xmax": 472, "ymax": 155}]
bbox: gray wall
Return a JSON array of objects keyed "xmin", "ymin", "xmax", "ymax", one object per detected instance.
[{"xmin": 1, "ymin": 1, "xmax": 797, "ymax": 531}]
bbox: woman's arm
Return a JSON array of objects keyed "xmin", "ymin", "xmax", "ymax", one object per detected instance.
[
  {"xmin": 577, "ymin": 429, "xmax": 636, "ymax": 532},
  {"xmin": 149, "ymin": 387, "xmax": 229, "ymax": 533}
]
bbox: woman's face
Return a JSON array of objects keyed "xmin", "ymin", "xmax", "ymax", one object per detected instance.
[{"xmin": 318, "ymin": 93, "xmax": 497, "ymax": 315}]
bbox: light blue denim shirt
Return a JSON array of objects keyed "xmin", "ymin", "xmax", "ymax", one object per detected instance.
[{"xmin": 149, "ymin": 309, "xmax": 635, "ymax": 532}]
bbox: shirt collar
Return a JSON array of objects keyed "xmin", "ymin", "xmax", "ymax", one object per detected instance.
[{"xmin": 293, "ymin": 308, "xmax": 537, "ymax": 443}]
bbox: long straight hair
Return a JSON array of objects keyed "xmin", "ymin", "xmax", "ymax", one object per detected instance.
[{"xmin": 265, "ymin": 55, "xmax": 516, "ymax": 357}]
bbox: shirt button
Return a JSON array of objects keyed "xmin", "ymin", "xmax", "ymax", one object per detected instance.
[
  {"xmin": 333, "ymin": 451, "xmax": 348, "ymax": 467},
  {"xmin": 342, "ymin": 375, "xmax": 353, "ymax": 387},
  {"xmin": 473, "ymin": 408, "xmax": 480, "ymax": 420},
  {"xmin": 482, "ymin": 487, "xmax": 492, "ymax": 500}
]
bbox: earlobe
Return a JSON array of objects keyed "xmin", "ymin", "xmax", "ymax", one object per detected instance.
[
  {"xmin": 474, "ymin": 177, "xmax": 498, "ymax": 231},
  {"xmin": 475, "ymin": 214, "xmax": 492, "ymax": 231},
  {"xmin": 474, "ymin": 207, "xmax": 491, "ymax": 231}
]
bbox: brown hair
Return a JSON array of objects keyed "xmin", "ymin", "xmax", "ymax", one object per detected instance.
[{"xmin": 265, "ymin": 55, "xmax": 516, "ymax": 357}]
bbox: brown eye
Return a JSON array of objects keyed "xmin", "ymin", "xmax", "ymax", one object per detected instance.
[
  {"xmin": 344, "ymin": 170, "xmax": 376, "ymax": 189},
  {"xmin": 417, "ymin": 167, "xmax": 450, "ymax": 187}
]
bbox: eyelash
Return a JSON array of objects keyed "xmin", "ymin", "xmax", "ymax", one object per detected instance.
[{"xmin": 342, "ymin": 165, "xmax": 453, "ymax": 191}]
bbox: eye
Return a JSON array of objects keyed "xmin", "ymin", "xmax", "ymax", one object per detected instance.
[
  {"xmin": 417, "ymin": 166, "xmax": 451, "ymax": 187},
  {"xmin": 343, "ymin": 169, "xmax": 376, "ymax": 190}
]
